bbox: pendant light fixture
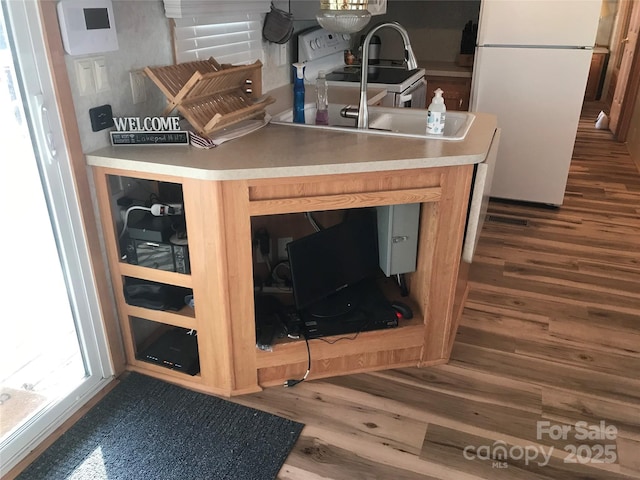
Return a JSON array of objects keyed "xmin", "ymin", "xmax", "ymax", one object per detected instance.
[{"xmin": 316, "ymin": 0, "xmax": 371, "ymax": 34}]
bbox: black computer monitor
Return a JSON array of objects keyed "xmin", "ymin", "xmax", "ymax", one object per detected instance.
[{"xmin": 286, "ymin": 210, "xmax": 380, "ymax": 318}]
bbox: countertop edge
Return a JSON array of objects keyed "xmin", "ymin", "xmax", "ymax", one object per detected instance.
[{"xmin": 86, "ymin": 151, "xmax": 487, "ymax": 181}]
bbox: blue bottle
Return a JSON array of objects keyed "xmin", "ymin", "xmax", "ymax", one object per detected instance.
[{"xmin": 292, "ymin": 62, "xmax": 305, "ymax": 124}]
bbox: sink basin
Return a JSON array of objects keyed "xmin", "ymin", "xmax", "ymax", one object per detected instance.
[
  {"xmin": 271, "ymin": 103, "xmax": 475, "ymax": 141},
  {"xmin": 272, "ymin": 103, "xmax": 358, "ymax": 128}
]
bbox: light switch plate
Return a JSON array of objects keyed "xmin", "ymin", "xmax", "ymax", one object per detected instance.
[
  {"xmin": 75, "ymin": 59, "xmax": 95, "ymax": 96},
  {"xmin": 93, "ymin": 56, "xmax": 110, "ymax": 92}
]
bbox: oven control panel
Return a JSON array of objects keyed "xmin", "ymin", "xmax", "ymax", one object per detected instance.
[{"xmin": 298, "ymin": 28, "xmax": 351, "ymax": 63}]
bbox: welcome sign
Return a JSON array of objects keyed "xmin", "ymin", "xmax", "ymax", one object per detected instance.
[{"xmin": 110, "ymin": 116, "xmax": 190, "ymax": 145}]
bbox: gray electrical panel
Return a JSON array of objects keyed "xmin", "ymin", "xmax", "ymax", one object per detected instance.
[{"xmin": 376, "ymin": 203, "xmax": 420, "ymax": 276}]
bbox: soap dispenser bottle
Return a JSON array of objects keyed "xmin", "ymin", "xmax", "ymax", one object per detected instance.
[
  {"xmin": 426, "ymin": 88, "xmax": 446, "ymax": 135},
  {"xmin": 315, "ymin": 70, "xmax": 329, "ymax": 125},
  {"xmin": 292, "ymin": 62, "xmax": 306, "ymax": 124}
]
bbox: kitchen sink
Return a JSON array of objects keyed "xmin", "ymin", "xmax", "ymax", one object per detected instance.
[{"xmin": 271, "ymin": 103, "xmax": 475, "ymax": 141}]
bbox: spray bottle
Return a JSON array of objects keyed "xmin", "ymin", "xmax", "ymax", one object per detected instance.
[
  {"xmin": 292, "ymin": 62, "xmax": 306, "ymax": 124},
  {"xmin": 426, "ymin": 88, "xmax": 446, "ymax": 135},
  {"xmin": 315, "ymin": 70, "xmax": 329, "ymax": 125}
]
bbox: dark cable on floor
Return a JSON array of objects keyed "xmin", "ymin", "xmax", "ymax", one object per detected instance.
[
  {"xmin": 284, "ymin": 334, "xmax": 311, "ymax": 387},
  {"xmin": 316, "ymin": 332, "xmax": 361, "ymax": 343}
]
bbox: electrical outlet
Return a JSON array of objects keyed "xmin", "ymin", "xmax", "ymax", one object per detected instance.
[
  {"xmin": 130, "ymin": 70, "xmax": 147, "ymax": 104},
  {"xmin": 278, "ymin": 43, "xmax": 288, "ymax": 66},
  {"xmin": 277, "ymin": 237, "xmax": 292, "ymax": 260},
  {"xmin": 89, "ymin": 104, "xmax": 114, "ymax": 132}
]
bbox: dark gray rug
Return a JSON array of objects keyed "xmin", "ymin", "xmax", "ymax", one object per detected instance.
[{"xmin": 18, "ymin": 373, "xmax": 303, "ymax": 480}]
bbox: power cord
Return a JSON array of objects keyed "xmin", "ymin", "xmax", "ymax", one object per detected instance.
[
  {"xmin": 304, "ymin": 212, "xmax": 323, "ymax": 232},
  {"xmin": 316, "ymin": 332, "xmax": 361, "ymax": 344},
  {"xmin": 119, "ymin": 205, "xmax": 151, "ymax": 239},
  {"xmin": 396, "ymin": 273, "xmax": 409, "ymax": 297},
  {"xmin": 284, "ymin": 334, "xmax": 311, "ymax": 388},
  {"xmin": 118, "ymin": 203, "xmax": 183, "ymax": 239}
]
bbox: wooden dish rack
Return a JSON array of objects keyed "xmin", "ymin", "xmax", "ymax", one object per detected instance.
[{"xmin": 144, "ymin": 58, "xmax": 275, "ymax": 138}]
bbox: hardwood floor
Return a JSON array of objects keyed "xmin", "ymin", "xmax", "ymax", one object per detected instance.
[{"xmin": 234, "ymin": 101, "xmax": 640, "ymax": 479}]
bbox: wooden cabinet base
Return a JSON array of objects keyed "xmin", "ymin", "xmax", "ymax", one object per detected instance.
[
  {"xmin": 93, "ymin": 165, "xmax": 472, "ymax": 396},
  {"xmin": 258, "ymin": 347, "xmax": 437, "ymax": 388}
]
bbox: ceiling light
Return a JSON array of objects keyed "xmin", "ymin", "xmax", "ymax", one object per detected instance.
[{"xmin": 316, "ymin": 0, "xmax": 371, "ymax": 34}]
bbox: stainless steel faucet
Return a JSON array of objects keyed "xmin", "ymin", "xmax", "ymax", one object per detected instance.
[{"xmin": 354, "ymin": 22, "xmax": 418, "ymax": 129}]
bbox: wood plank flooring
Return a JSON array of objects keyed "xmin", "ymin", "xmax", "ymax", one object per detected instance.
[{"xmin": 233, "ymin": 101, "xmax": 640, "ymax": 479}]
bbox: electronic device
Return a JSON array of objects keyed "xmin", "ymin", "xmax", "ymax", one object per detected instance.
[
  {"xmin": 300, "ymin": 279, "xmax": 398, "ymax": 339},
  {"xmin": 125, "ymin": 237, "xmax": 190, "ymax": 274},
  {"xmin": 57, "ymin": 0, "xmax": 119, "ymax": 56},
  {"xmin": 376, "ymin": 204, "xmax": 420, "ymax": 276},
  {"xmin": 286, "ymin": 210, "xmax": 398, "ymax": 338},
  {"xmin": 254, "ymin": 295, "xmax": 287, "ymax": 350},
  {"xmin": 127, "ymin": 213, "xmax": 177, "ymax": 243},
  {"xmin": 286, "ymin": 210, "xmax": 380, "ymax": 318},
  {"xmin": 124, "ymin": 211, "xmax": 190, "ymax": 273},
  {"xmin": 391, "ymin": 301, "xmax": 413, "ymax": 319},
  {"xmin": 137, "ymin": 327, "xmax": 199, "ymax": 375},
  {"xmin": 123, "ymin": 277, "xmax": 191, "ymax": 311}
]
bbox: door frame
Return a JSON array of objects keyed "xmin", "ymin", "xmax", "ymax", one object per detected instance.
[
  {"xmin": 37, "ymin": 1, "xmax": 124, "ymax": 371},
  {"xmin": 607, "ymin": 0, "xmax": 640, "ymax": 142},
  {"xmin": 615, "ymin": 26, "xmax": 640, "ymax": 142}
]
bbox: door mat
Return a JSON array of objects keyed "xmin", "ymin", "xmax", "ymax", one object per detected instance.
[{"xmin": 18, "ymin": 373, "xmax": 303, "ymax": 480}]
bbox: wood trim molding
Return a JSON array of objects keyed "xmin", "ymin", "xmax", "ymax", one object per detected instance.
[
  {"xmin": 37, "ymin": 1, "xmax": 126, "ymax": 373},
  {"xmin": 616, "ymin": 39, "xmax": 640, "ymax": 143},
  {"xmin": 615, "ymin": 1, "xmax": 640, "ymax": 142}
]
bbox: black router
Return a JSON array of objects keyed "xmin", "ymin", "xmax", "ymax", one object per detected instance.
[{"xmin": 137, "ymin": 328, "xmax": 200, "ymax": 376}]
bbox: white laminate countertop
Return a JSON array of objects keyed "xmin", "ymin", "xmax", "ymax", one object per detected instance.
[{"xmin": 86, "ymin": 85, "xmax": 497, "ymax": 181}]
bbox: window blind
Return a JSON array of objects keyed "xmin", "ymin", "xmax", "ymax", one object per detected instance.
[
  {"xmin": 173, "ymin": 13, "xmax": 264, "ymax": 65},
  {"xmin": 163, "ymin": 1, "xmax": 270, "ymax": 18}
]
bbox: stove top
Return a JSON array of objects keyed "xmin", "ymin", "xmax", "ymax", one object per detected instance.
[
  {"xmin": 326, "ymin": 66, "xmax": 423, "ymax": 85},
  {"xmin": 326, "ymin": 64, "xmax": 425, "ymax": 94}
]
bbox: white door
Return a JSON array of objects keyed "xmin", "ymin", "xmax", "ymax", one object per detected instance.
[
  {"xmin": 0, "ymin": 1, "xmax": 112, "ymax": 475},
  {"xmin": 471, "ymin": 46, "xmax": 592, "ymax": 205},
  {"xmin": 478, "ymin": 0, "xmax": 601, "ymax": 47}
]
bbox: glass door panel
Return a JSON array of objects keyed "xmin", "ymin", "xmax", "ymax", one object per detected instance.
[{"xmin": 0, "ymin": 1, "xmax": 112, "ymax": 474}]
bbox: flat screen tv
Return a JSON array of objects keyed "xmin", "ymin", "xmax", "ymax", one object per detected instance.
[{"xmin": 286, "ymin": 210, "xmax": 380, "ymax": 318}]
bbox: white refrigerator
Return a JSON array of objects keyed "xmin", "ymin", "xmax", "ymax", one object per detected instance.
[{"xmin": 470, "ymin": 0, "xmax": 602, "ymax": 206}]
